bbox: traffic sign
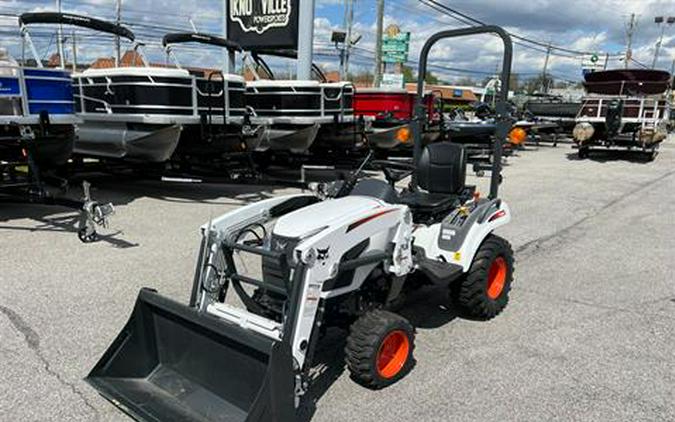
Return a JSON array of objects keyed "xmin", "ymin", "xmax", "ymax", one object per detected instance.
[
  {"xmin": 382, "ymin": 52, "xmax": 408, "ymax": 63},
  {"xmin": 382, "ymin": 30, "xmax": 410, "ymax": 64},
  {"xmin": 382, "ymin": 42, "xmax": 408, "ymax": 53}
]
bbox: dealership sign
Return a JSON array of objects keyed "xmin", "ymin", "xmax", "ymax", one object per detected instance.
[{"xmin": 227, "ymin": 0, "xmax": 299, "ymax": 50}]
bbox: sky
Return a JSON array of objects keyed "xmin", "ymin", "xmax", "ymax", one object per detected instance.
[{"xmin": 0, "ymin": 0, "xmax": 673, "ymax": 85}]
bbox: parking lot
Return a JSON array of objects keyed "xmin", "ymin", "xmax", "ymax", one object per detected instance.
[{"xmin": 1, "ymin": 137, "xmax": 674, "ymax": 421}]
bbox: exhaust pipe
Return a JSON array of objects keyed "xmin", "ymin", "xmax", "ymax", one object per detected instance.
[{"xmin": 86, "ymin": 288, "xmax": 295, "ymax": 422}]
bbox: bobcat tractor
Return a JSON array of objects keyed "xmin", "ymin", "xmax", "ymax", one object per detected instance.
[{"xmin": 86, "ymin": 26, "xmax": 516, "ymax": 422}]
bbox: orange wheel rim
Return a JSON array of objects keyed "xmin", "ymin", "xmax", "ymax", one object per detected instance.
[
  {"xmin": 486, "ymin": 256, "xmax": 507, "ymax": 300},
  {"xmin": 376, "ymin": 330, "xmax": 410, "ymax": 379}
]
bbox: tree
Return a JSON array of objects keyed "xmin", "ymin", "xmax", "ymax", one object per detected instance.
[
  {"xmin": 455, "ymin": 76, "xmax": 476, "ymax": 86},
  {"xmin": 425, "ymin": 71, "xmax": 439, "ymax": 84},
  {"xmin": 402, "ymin": 65, "xmax": 415, "ymax": 83}
]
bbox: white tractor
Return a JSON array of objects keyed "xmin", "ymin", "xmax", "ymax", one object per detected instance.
[{"xmin": 87, "ymin": 26, "xmax": 516, "ymax": 422}]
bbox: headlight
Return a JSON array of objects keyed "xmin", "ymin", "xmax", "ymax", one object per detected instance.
[
  {"xmin": 395, "ymin": 127, "xmax": 411, "ymax": 143},
  {"xmin": 508, "ymin": 127, "xmax": 528, "ymax": 145},
  {"xmin": 573, "ymin": 122, "xmax": 595, "ymax": 143}
]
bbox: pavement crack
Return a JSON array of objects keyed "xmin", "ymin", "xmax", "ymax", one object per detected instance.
[
  {"xmin": 0, "ymin": 305, "xmax": 101, "ymax": 420},
  {"xmin": 515, "ymin": 169, "xmax": 675, "ymax": 260}
]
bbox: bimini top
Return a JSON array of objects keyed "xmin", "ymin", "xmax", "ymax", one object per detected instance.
[
  {"xmin": 19, "ymin": 12, "xmax": 135, "ymax": 41},
  {"xmin": 162, "ymin": 33, "xmax": 242, "ymax": 52},
  {"xmin": 584, "ymin": 69, "xmax": 672, "ymax": 96}
]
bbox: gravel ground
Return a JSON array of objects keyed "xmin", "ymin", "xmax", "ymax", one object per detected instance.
[{"xmin": 1, "ymin": 136, "xmax": 673, "ymax": 422}]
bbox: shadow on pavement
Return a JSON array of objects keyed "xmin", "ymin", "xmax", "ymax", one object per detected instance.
[
  {"xmin": 565, "ymin": 150, "xmax": 656, "ymax": 163},
  {"xmin": 298, "ymin": 284, "xmax": 461, "ymax": 421}
]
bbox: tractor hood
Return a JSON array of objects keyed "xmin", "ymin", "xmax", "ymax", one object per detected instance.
[{"xmin": 273, "ymin": 196, "xmax": 383, "ymax": 239}]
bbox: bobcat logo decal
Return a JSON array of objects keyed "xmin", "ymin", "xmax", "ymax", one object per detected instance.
[{"xmin": 317, "ymin": 247, "xmax": 330, "ymax": 263}]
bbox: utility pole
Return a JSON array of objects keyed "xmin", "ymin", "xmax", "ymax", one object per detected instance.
[
  {"xmin": 115, "ymin": 0, "xmax": 121, "ymax": 66},
  {"xmin": 540, "ymin": 42, "xmax": 551, "ymax": 93},
  {"xmin": 342, "ymin": 0, "xmax": 355, "ymax": 79},
  {"xmin": 373, "ymin": 0, "xmax": 384, "ymax": 87},
  {"xmin": 625, "ymin": 13, "xmax": 637, "ymax": 69},
  {"xmin": 56, "ymin": 0, "xmax": 65, "ymax": 68},
  {"xmin": 670, "ymin": 58, "xmax": 675, "ymax": 75},
  {"xmin": 652, "ymin": 17, "xmax": 675, "ymax": 69}
]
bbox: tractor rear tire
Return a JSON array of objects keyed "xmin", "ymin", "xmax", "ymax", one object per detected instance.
[
  {"xmin": 450, "ymin": 235, "xmax": 514, "ymax": 320},
  {"xmin": 345, "ymin": 310, "xmax": 415, "ymax": 389}
]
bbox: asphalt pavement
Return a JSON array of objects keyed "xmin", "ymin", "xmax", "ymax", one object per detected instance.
[{"xmin": 1, "ymin": 136, "xmax": 673, "ymax": 421}]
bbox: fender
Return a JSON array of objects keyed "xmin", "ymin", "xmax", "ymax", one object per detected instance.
[{"xmin": 412, "ymin": 199, "xmax": 511, "ymax": 272}]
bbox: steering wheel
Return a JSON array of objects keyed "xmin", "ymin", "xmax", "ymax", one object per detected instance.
[{"xmin": 371, "ymin": 160, "xmax": 416, "ymax": 186}]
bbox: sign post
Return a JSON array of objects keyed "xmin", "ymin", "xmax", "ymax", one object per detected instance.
[{"xmin": 297, "ymin": 0, "xmax": 315, "ymax": 80}]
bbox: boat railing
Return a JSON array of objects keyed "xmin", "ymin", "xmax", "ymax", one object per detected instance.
[
  {"xmin": 246, "ymin": 82, "xmax": 354, "ymax": 119},
  {"xmin": 0, "ymin": 65, "xmax": 27, "ymax": 117},
  {"xmin": 1, "ymin": 64, "xmax": 75, "ymax": 119},
  {"xmin": 321, "ymin": 82, "xmax": 355, "ymax": 121},
  {"xmin": 577, "ymin": 96, "xmax": 669, "ymax": 125},
  {"xmin": 74, "ymin": 70, "xmax": 246, "ymax": 119}
]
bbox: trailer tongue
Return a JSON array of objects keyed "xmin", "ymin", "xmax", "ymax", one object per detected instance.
[{"xmin": 86, "ymin": 289, "xmax": 295, "ymax": 422}]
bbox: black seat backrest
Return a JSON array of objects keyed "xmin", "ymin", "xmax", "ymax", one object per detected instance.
[{"xmin": 417, "ymin": 142, "xmax": 466, "ymax": 194}]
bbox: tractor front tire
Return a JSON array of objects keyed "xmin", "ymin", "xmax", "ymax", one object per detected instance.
[
  {"xmin": 450, "ymin": 235, "xmax": 514, "ymax": 320},
  {"xmin": 345, "ymin": 310, "xmax": 415, "ymax": 389}
]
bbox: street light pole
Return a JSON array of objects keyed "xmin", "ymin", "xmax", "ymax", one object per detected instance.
[{"xmin": 373, "ymin": 0, "xmax": 384, "ymax": 87}]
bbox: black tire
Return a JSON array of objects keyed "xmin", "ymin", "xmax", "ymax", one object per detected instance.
[
  {"xmin": 450, "ymin": 235, "xmax": 514, "ymax": 320},
  {"xmin": 77, "ymin": 228, "xmax": 97, "ymax": 243},
  {"xmin": 345, "ymin": 310, "xmax": 415, "ymax": 389}
]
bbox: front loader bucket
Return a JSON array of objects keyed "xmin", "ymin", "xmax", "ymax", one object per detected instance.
[{"xmin": 86, "ymin": 288, "xmax": 295, "ymax": 422}]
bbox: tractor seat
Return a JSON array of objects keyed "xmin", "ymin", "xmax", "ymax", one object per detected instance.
[
  {"xmin": 398, "ymin": 142, "xmax": 466, "ymax": 217},
  {"xmin": 398, "ymin": 190, "xmax": 458, "ymax": 209}
]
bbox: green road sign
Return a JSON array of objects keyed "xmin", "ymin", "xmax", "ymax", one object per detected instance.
[
  {"xmin": 384, "ymin": 32, "xmax": 410, "ymax": 42},
  {"xmin": 382, "ymin": 42, "xmax": 409, "ymax": 53},
  {"xmin": 383, "ymin": 52, "xmax": 408, "ymax": 63},
  {"xmin": 381, "ymin": 31, "xmax": 410, "ymax": 63}
]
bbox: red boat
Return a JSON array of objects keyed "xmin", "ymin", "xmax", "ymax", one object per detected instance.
[{"xmin": 353, "ymin": 88, "xmax": 441, "ymax": 150}]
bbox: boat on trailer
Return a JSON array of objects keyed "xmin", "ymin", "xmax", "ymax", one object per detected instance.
[
  {"xmin": 0, "ymin": 48, "xmax": 76, "ymax": 170},
  {"xmin": 1, "ymin": 25, "xmax": 112, "ymax": 242},
  {"xmin": 19, "ymin": 12, "xmax": 184, "ymax": 163},
  {"xmin": 243, "ymin": 51, "xmax": 358, "ymax": 155},
  {"xmin": 161, "ymin": 32, "xmax": 261, "ymax": 166},
  {"xmin": 353, "ymin": 88, "xmax": 441, "ymax": 151},
  {"xmin": 573, "ymin": 69, "xmax": 671, "ymax": 159}
]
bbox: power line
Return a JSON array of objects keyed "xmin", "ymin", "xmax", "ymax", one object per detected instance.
[{"xmin": 419, "ymin": 0, "xmax": 617, "ymax": 58}]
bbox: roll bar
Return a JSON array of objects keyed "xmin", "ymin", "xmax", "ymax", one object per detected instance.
[
  {"xmin": 162, "ymin": 33, "xmax": 242, "ymax": 52},
  {"xmin": 412, "ymin": 26, "xmax": 513, "ymax": 200},
  {"xmin": 19, "ymin": 12, "xmax": 135, "ymax": 41}
]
